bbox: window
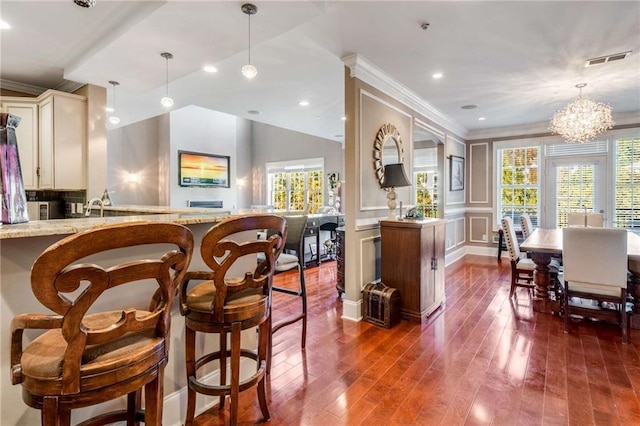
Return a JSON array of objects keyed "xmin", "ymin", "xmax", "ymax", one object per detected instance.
[
  {"xmin": 267, "ymin": 158, "xmax": 323, "ymax": 213},
  {"xmin": 614, "ymin": 137, "xmax": 640, "ymax": 229},
  {"xmin": 496, "ymin": 146, "xmax": 540, "ymax": 226},
  {"xmin": 555, "ymin": 164, "xmax": 596, "ymax": 228},
  {"xmin": 413, "ymin": 146, "xmax": 438, "ymax": 217}
]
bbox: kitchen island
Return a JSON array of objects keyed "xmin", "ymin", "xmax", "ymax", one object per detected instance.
[{"xmin": 0, "ymin": 211, "xmax": 251, "ymax": 425}]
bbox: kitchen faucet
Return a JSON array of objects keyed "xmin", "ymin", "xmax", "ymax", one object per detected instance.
[{"xmin": 85, "ymin": 198, "xmax": 104, "ymax": 217}]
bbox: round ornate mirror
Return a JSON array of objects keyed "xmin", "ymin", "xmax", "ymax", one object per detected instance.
[{"xmin": 373, "ymin": 123, "xmax": 404, "ymax": 188}]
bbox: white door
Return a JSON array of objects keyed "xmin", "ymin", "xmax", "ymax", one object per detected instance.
[{"xmin": 544, "ymin": 156, "xmax": 607, "ymax": 228}]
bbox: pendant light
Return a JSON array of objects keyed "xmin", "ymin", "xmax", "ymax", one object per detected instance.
[
  {"xmin": 241, "ymin": 4, "xmax": 258, "ymax": 79},
  {"xmin": 160, "ymin": 52, "xmax": 174, "ymax": 107},
  {"xmin": 108, "ymin": 81, "xmax": 120, "ymax": 125}
]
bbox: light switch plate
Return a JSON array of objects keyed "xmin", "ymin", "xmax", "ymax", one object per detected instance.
[{"xmin": 76, "ymin": 202, "xmax": 84, "ymax": 214}]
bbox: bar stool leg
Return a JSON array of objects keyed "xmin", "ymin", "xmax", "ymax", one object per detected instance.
[
  {"xmin": 184, "ymin": 325, "xmax": 197, "ymax": 426},
  {"xmin": 230, "ymin": 322, "xmax": 241, "ymax": 426},
  {"xmin": 257, "ymin": 319, "xmax": 270, "ymax": 420},
  {"xmin": 144, "ymin": 370, "xmax": 163, "ymax": 425},
  {"xmin": 219, "ymin": 330, "xmax": 227, "ymax": 409}
]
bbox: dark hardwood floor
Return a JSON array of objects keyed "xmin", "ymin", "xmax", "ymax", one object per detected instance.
[{"xmin": 194, "ymin": 255, "xmax": 640, "ymax": 425}]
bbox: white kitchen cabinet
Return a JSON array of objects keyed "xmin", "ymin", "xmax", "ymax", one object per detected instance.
[
  {"xmin": 1, "ymin": 90, "xmax": 86, "ymax": 190},
  {"xmin": 0, "ymin": 99, "xmax": 39, "ymax": 189}
]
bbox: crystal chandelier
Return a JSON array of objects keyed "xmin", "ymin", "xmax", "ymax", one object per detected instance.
[{"xmin": 549, "ymin": 83, "xmax": 614, "ymax": 143}]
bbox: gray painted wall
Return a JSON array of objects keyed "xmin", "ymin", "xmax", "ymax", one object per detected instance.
[
  {"xmin": 107, "ymin": 106, "xmax": 340, "ymax": 210},
  {"xmin": 250, "ymin": 122, "xmax": 344, "ymax": 206}
]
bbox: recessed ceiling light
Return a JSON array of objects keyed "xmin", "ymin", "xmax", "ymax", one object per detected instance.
[
  {"xmin": 341, "ymin": 116, "xmax": 347, "ymax": 121},
  {"xmin": 0, "ymin": 20, "xmax": 10, "ymax": 30},
  {"xmin": 478, "ymin": 117, "xmax": 486, "ymax": 121},
  {"xmin": 105, "ymin": 107, "xmax": 114, "ymax": 112},
  {"xmin": 461, "ymin": 104, "xmax": 478, "ymax": 110},
  {"xmin": 432, "ymin": 73, "xmax": 443, "ymax": 79},
  {"xmin": 247, "ymin": 110, "xmax": 260, "ymax": 115},
  {"xmin": 203, "ymin": 65, "xmax": 218, "ymax": 73},
  {"xmin": 298, "ymin": 100, "xmax": 310, "ymax": 107}
]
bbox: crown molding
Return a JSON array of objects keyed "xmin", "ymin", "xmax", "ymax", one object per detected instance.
[
  {"xmin": 342, "ymin": 54, "xmax": 468, "ymax": 140},
  {"xmin": 0, "ymin": 79, "xmax": 47, "ymax": 96},
  {"xmin": 54, "ymin": 80, "xmax": 86, "ymax": 94},
  {"xmin": 465, "ymin": 111, "xmax": 640, "ymax": 141},
  {"xmin": 1, "ymin": 78, "xmax": 86, "ymax": 96}
]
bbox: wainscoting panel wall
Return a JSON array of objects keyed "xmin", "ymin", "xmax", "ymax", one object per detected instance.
[
  {"xmin": 469, "ymin": 216, "xmax": 490, "ymax": 243},
  {"xmin": 469, "ymin": 142, "xmax": 489, "ymax": 204}
]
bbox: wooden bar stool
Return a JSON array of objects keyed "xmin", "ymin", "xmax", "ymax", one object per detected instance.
[
  {"xmin": 180, "ymin": 215, "xmax": 286, "ymax": 426},
  {"xmin": 10, "ymin": 222, "xmax": 194, "ymax": 426}
]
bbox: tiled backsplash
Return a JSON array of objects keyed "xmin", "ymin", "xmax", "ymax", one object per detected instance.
[{"xmin": 26, "ymin": 190, "xmax": 86, "ymax": 218}]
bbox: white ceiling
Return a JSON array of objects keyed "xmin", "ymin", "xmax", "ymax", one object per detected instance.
[{"xmin": 1, "ymin": 1, "xmax": 639, "ymax": 142}]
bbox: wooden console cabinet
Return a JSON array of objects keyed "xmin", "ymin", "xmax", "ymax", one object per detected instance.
[{"xmin": 380, "ymin": 219, "xmax": 446, "ymax": 322}]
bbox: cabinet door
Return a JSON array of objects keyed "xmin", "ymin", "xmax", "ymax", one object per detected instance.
[
  {"xmin": 38, "ymin": 98, "xmax": 54, "ymax": 188},
  {"xmin": 1, "ymin": 101, "xmax": 38, "ymax": 189},
  {"xmin": 432, "ymin": 222, "xmax": 446, "ymax": 304},
  {"xmin": 52, "ymin": 95, "xmax": 86, "ymax": 189}
]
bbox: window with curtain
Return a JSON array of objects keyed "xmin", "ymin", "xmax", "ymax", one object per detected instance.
[
  {"xmin": 614, "ymin": 137, "xmax": 640, "ymax": 230},
  {"xmin": 496, "ymin": 146, "xmax": 540, "ymax": 226},
  {"xmin": 267, "ymin": 158, "xmax": 324, "ymax": 213}
]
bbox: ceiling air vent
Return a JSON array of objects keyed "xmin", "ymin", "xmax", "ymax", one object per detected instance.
[{"xmin": 585, "ymin": 51, "xmax": 632, "ymax": 67}]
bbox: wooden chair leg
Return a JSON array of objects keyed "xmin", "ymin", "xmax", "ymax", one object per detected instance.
[
  {"xmin": 219, "ymin": 330, "xmax": 227, "ymax": 409},
  {"xmin": 300, "ymin": 266, "xmax": 307, "ymax": 349},
  {"xmin": 230, "ymin": 322, "xmax": 242, "ymax": 426},
  {"xmin": 144, "ymin": 369, "xmax": 163, "ymax": 426},
  {"xmin": 267, "ymin": 311, "xmax": 273, "ymax": 375},
  {"xmin": 184, "ymin": 325, "xmax": 197, "ymax": 426},
  {"xmin": 42, "ymin": 396, "xmax": 64, "ymax": 426},
  {"xmin": 564, "ymin": 284, "xmax": 570, "ymax": 334},
  {"xmin": 257, "ymin": 319, "xmax": 270, "ymax": 421},
  {"xmin": 126, "ymin": 391, "xmax": 137, "ymax": 426},
  {"xmin": 622, "ymin": 289, "xmax": 629, "ymax": 344}
]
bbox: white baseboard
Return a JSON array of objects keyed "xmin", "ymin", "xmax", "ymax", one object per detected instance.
[
  {"xmin": 342, "ymin": 298, "xmax": 362, "ymax": 322},
  {"xmin": 163, "ymin": 358, "xmax": 256, "ymax": 426}
]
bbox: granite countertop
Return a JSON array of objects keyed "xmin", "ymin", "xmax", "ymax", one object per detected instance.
[
  {"xmin": 0, "ymin": 205, "xmax": 345, "ymax": 240},
  {"xmin": 0, "ymin": 213, "xmax": 230, "ymax": 240},
  {"xmin": 101, "ymin": 205, "xmax": 231, "ymax": 215}
]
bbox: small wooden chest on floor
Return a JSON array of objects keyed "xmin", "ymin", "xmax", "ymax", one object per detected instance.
[{"xmin": 363, "ymin": 281, "xmax": 401, "ymax": 328}]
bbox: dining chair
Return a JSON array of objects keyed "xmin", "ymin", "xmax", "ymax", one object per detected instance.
[
  {"xmin": 520, "ymin": 213, "xmax": 534, "ymax": 239},
  {"xmin": 562, "ymin": 227, "xmax": 629, "ymax": 343},
  {"xmin": 567, "ymin": 212, "xmax": 586, "ymax": 227},
  {"xmin": 10, "ymin": 222, "xmax": 194, "ymax": 426},
  {"xmin": 586, "ymin": 212, "xmax": 604, "ymax": 227},
  {"xmin": 502, "ymin": 217, "xmax": 558, "ymax": 298},
  {"xmin": 180, "ymin": 215, "xmax": 286, "ymax": 426}
]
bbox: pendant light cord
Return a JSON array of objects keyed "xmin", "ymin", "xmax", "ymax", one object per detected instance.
[
  {"xmin": 247, "ymin": 11, "xmax": 252, "ymax": 64},
  {"xmin": 165, "ymin": 57, "xmax": 169, "ymax": 97}
]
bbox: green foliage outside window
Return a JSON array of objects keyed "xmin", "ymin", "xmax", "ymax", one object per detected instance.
[
  {"xmin": 269, "ymin": 170, "xmax": 323, "ymax": 214},
  {"xmin": 415, "ymin": 171, "xmax": 438, "ymax": 218},
  {"xmin": 615, "ymin": 138, "xmax": 640, "ymax": 229},
  {"xmin": 499, "ymin": 147, "xmax": 539, "ymax": 223}
]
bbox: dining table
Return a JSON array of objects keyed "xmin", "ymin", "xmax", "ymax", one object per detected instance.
[{"xmin": 520, "ymin": 227, "xmax": 640, "ymax": 328}]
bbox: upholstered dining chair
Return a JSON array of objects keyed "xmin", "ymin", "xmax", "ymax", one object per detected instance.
[
  {"xmin": 562, "ymin": 227, "xmax": 629, "ymax": 343},
  {"xmin": 502, "ymin": 217, "xmax": 559, "ymax": 298},
  {"xmin": 567, "ymin": 212, "xmax": 586, "ymax": 227},
  {"xmin": 10, "ymin": 222, "xmax": 194, "ymax": 426},
  {"xmin": 586, "ymin": 212, "xmax": 604, "ymax": 227},
  {"xmin": 180, "ymin": 215, "xmax": 286, "ymax": 426},
  {"xmin": 520, "ymin": 213, "xmax": 534, "ymax": 239}
]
